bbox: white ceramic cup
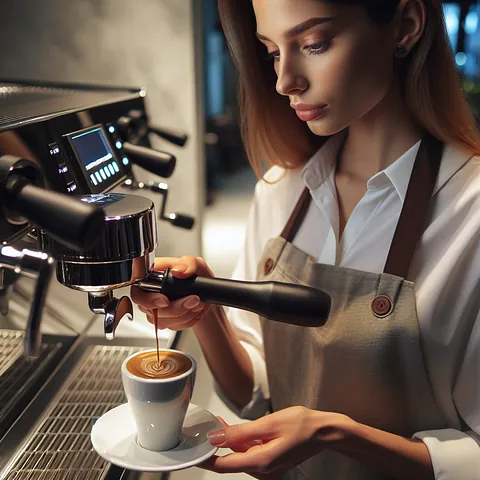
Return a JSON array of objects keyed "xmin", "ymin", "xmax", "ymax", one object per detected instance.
[{"xmin": 121, "ymin": 348, "xmax": 197, "ymax": 451}]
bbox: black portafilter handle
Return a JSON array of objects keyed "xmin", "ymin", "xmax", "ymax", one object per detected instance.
[
  {"xmin": 122, "ymin": 142, "xmax": 176, "ymax": 178},
  {"xmin": 4, "ymin": 174, "xmax": 106, "ymax": 250},
  {"xmin": 138, "ymin": 269, "xmax": 331, "ymax": 327}
]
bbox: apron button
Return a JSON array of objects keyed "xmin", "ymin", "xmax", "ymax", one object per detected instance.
[
  {"xmin": 372, "ymin": 295, "xmax": 393, "ymax": 317},
  {"xmin": 264, "ymin": 258, "xmax": 274, "ymax": 275}
]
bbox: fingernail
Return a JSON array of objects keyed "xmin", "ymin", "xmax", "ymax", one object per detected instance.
[
  {"xmin": 207, "ymin": 429, "xmax": 225, "ymax": 446},
  {"xmin": 155, "ymin": 297, "xmax": 168, "ymax": 308},
  {"xmin": 147, "ymin": 313, "xmax": 154, "ymax": 323},
  {"xmin": 183, "ymin": 296, "xmax": 201, "ymax": 310},
  {"xmin": 171, "ymin": 264, "xmax": 188, "ymax": 273}
]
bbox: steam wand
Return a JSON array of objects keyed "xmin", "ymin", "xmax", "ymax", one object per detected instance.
[{"xmin": 0, "ymin": 246, "xmax": 53, "ymax": 357}]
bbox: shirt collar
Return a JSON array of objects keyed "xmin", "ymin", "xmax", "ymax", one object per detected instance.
[
  {"xmin": 300, "ymin": 132, "xmax": 345, "ymax": 190},
  {"xmin": 373, "ymin": 141, "xmax": 420, "ymax": 202},
  {"xmin": 301, "ymin": 132, "xmax": 474, "ymax": 203}
]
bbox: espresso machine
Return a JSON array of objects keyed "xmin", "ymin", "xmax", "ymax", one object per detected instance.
[{"xmin": 0, "ymin": 80, "xmax": 331, "ymax": 480}]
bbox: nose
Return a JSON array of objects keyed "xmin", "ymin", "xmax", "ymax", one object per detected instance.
[{"xmin": 275, "ymin": 57, "xmax": 308, "ymax": 97}]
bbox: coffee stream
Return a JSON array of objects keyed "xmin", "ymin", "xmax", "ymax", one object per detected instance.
[
  {"xmin": 126, "ymin": 310, "xmax": 192, "ymax": 379},
  {"xmin": 154, "ymin": 314, "xmax": 160, "ymax": 366}
]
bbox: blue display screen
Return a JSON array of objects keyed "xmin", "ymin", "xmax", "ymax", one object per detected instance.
[
  {"xmin": 69, "ymin": 127, "xmax": 122, "ymax": 189},
  {"xmin": 71, "ymin": 128, "xmax": 114, "ymax": 172}
]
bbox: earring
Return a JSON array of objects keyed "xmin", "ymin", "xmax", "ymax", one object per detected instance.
[{"xmin": 395, "ymin": 44, "xmax": 407, "ymax": 58}]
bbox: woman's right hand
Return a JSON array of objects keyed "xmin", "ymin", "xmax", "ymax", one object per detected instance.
[{"xmin": 130, "ymin": 256, "xmax": 215, "ymax": 331}]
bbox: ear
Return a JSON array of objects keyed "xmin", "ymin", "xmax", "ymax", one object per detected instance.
[{"xmin": 394, "ymin": 0, "xmax": 426, "ymax": 55}]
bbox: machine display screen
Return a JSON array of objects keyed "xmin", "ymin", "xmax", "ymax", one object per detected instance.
[{"xmin": 68, "ymin": 126, "xmax": 122, "ymax": 191}]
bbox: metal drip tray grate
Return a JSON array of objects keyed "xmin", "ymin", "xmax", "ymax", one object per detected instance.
[
  {"xmin": 4, "ymin": 345, "xmax": 142, "ymax": 480},
  {"xmin": 0, "ymin": 331, "xmax": 24, "ymax": 376},
  {"xmin": 0, "ymin": 330, "xmax": 63, "ymax": 439}
]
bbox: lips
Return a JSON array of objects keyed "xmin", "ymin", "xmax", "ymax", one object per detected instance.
[{"xmin": 291, "ymin": 104, "xmax": 328, "ymax": 122}]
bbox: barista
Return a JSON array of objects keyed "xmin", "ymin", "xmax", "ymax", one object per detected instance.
[{"xmin": 132, "ymin": 0, "xmax": 480, "ymax": 478}]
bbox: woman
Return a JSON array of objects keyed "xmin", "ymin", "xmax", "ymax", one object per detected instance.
[{"xmin": 132, "ymin": 0, "xmax": 480, "ymax": 478}]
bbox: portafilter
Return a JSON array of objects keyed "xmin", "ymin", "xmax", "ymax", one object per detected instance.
[{"xmin": 40, "ymin": 193, "xmax": 331, "ymax": 339}]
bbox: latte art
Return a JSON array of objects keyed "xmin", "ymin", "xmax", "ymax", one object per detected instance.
[
  {"xmin": 140, "ymin": 357, "xmax": 180, "ymax": 378},
  {"xmin": 126, "ymin": 350, "xmax": 192, "ymax": 380}
]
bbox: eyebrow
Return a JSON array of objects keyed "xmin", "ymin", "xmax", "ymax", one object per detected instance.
[{"xmin": 256, "ymin": 17, "xmax": 334, "ymax": 42}]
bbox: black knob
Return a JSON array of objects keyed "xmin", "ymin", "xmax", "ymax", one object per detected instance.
[
  {"xmin": 122, "ymin": 142, "xmax": 176, "ymax": 178},
  {"xmin": 148, "ymin": 125, "xmax": 189, "ymax": 148},
  {"xmin": 126, "ymin": 110, "xmax": 189, "ymax": 147},
  {"xmin": 116, "ymin": 115, "xmax": 136, "ymax": 141},
  {"xmin": 166, "ymin": 213, "xmax": 195, "ymax": 230}
]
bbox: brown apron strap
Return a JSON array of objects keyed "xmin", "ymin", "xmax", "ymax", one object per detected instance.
[
  {"xmin": 280, "ymin": 187, "xmax": 312, "ymax": 242},
  {"xmin": 384, "ymin": 135, "xmax": 443, "ymax": 278},
  {"xmin": 280, "ymin": 134, "xmax": 444, "ymax": 279}
]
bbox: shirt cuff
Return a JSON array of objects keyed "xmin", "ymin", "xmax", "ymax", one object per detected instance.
[
  {"xmin": 413, "ymin": 429, "xmax": 480, "ymax": 479},
  {"xmin": 214, "ymin": 341, "xmax": 270, "ymax": 420}
]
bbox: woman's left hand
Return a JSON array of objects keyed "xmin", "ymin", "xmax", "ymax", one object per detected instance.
[{"xmin": 200, "ymin": 406, "xmax": 351, "ymax": 478}]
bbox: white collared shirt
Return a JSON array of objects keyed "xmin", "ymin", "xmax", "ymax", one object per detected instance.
[{"xmin": 224, "ymin": 134, "xmax": 480, "ymax": 479}]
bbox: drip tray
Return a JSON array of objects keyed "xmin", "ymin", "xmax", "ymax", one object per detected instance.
[
  {"xmin": 0, "ymin": 343, "xmax": 149, "ymax": 480},
  {"xmin": 0, "ymin": 330, "xmax": 75, "ymax": 440}
]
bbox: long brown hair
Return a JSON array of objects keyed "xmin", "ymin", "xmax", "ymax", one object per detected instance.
[{"xmin": 218, "ymin": 0, "xmax": 480, "ymax": 179}]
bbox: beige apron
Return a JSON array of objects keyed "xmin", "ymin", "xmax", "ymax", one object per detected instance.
[{"xmin": 258, "ymin": 135, "xmax": 449, "ymax": 479}]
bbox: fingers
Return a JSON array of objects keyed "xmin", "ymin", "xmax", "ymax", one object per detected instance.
[
  {"xmin": 202, "ymin": 418, "xmax": 286, "ymax": 476},
  {"xmin": 210, "ymin": 417, "xmax": 258, "ymax": 453},
  {"xmin": 153, "ymin": 257, "xmax": 181, "ymax": 270},
  {"xmin": 130, "ymin": 256, "xmax": 213, "ymax": 330},
  {"xmin": 199, "ymin": 456, "xmax": 273, "ymax": 480},
  {"xmin": 131, "ymin": 287, "xmax": 170, "ymax": 310},
  {"xmin": 132, "ymin": 290, "xmax": 205, "ymax": 320},
  {"xmin": 201, "ymin": 440, "xmax": 285, "ymax": 474},
  {"xmin": 208, "ymin": 417, "xmax": 276, "ymax": 448},
  {"xmin": 138, "ymin": 298, "xmax": 207, "ymax": 330},
  {"xmin": 155, "ymin": 255, "xmax": 214, "ymax": 279},
  {"xmin": 132, "ymin": 255, "xmax": 213, "ymax": 309}
]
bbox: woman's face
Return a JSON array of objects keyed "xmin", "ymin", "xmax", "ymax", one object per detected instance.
[{"xmin": 252, "ymin": 0, "xmax": 398, "ymax": 136}]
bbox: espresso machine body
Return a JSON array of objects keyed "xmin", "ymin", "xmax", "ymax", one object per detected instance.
[{"xmin": 0, "ymin": 80, "xmax": 181, "ymax": 480}]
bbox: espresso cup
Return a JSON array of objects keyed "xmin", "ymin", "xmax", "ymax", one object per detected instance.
[{"xmin": 121, "ymin": 348, "xmax": 197, "ymax": 451}]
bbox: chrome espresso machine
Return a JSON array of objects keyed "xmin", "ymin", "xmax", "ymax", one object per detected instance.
[{"xmin": 0, "ymin": 80, "xmax": 331, "ymax": 480}]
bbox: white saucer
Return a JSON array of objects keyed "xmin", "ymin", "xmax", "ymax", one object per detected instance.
[{"xmin": 91, "ymin": 403, "xmax": 222, "ymax": 472}]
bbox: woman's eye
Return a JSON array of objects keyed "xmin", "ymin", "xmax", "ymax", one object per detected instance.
[
  {"xmin": 266, "ymin": 51, "xmax": 280, "ymax": 62},
  {"xmin": 306, "ymin": 41, "xmax": 330, "ymax": 55},
  {"xmin": 264, "ymin": 40, "xmax": 330, "ymax": 62}
]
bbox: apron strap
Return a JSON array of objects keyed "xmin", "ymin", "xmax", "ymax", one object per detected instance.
[
  {"xmin": 384, "ymin": 135, "xmax": 443, "ymax": 278},
  {"xmin": 280, "ymin": 135, "xmax": 444, "ymax": 279},
  {"xmin": 280, "ymin": 187, "xmax": 312, "ymax": 241}
]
